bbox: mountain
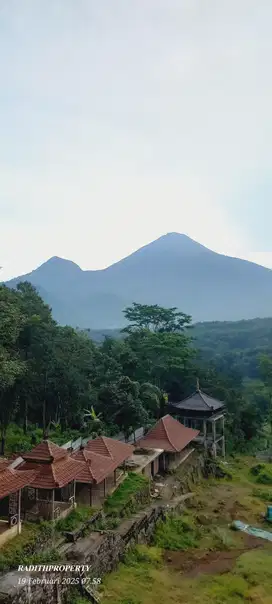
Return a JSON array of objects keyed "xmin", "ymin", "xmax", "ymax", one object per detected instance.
[{"xmin": 5, "ymin": 233, "xmax": 272, "ymax": 328}]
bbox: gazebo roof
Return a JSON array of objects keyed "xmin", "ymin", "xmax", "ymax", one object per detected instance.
[
  {"xmin": 18, "ymin": 441, "xmax": 85, "ymax": 489},
  {"xmin": 17, "ymin": 456, "xmax": 85, "ymax": 489},
  {"xmin": 0, "ymin": 467, "xmax": 37, "ymax": 500},
  {"xmin": 0, "ymin": 458, "xmax": 11, "ymax": 472},
  {"xmin": 171, "ymin": 390, "xmax": 225, "ymax": 413},
  {"xmin": 22, "ymin": 440, "xmax": 67, "ymax": 463},
  {"xmin": 138, "ymin": 414, "xmax": 199, "ymax": 453},
  {"xmin": 71, "ymin": 449, "xmax": 117, "ymax": 484},
  {"xmin": 85, "ymin": 436, "xmax": 134, "ymax": 464},
  {"xmin": 73, "ymin": 436, "xmax": 135, "ymax": 485}
]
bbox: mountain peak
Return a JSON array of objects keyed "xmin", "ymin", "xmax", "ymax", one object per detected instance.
[
  {"xmin": 36, "ymin": 256, "xmax": 82, "ymax": 273},
  {"xmin": 132, "ymin": 232, "xmax": 211, "ymax": 257},
  {"xmin": 5, "ymin": 233, "xmax": 272, "ymax": 327}
]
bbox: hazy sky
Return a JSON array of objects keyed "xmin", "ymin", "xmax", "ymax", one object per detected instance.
[{"xmin": 1, "ymin": 0, "xmax": 272, "ymax": 280}]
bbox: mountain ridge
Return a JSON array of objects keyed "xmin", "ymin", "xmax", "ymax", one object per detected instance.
[{"xmin": 4, "ymin": 232, "xmax": 272, "ymax": 328}]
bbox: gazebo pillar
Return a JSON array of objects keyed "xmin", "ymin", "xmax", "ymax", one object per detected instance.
[
  {"xmin": 51, "ymin": 489, "xmax": 55, "ymax": 521},
  {"xmin": 203, "ymin": 419, "xmax": 207, "ymax": 450},
  {"xmin": 18, "ymin": 489, "xmax": 21, "ymax": 534}
]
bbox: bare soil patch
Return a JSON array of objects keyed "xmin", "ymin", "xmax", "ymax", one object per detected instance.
[{"xmin": 164, "ymin": 535, "xmax": 265, "ymax": 577}]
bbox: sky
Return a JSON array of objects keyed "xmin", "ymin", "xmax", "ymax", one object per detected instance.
[{"xmin": 1, "ymin": 0, "xmax": 272, "ymax": 280}]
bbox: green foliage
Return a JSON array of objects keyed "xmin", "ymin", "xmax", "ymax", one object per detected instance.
[
  {"xmin": 65, "ymin": 592, "xmax": 91, "ymax": 604},
  {"xmin": 250, "ymin": 462, "xmax": 272, "ymax": 484},
  {"xmin": 250, "ymin": 463, "xmax": 265, "ymax": 476},
  {"xmin": 55, "ymin": 506, "xmax": 96, "ymax": 533},
  {"xmin": 104, "ymin": 472, "xmax": 149, "ymax": 516},
  {"xmin": 256, "ymin": 467, "xmax": 272, "ymax": 485},
  {"xmin": 1, "ymin": 287, "xmax": 272, "ymax": 457},
  {"xmin": 122, "ymin": 303, "xmax": 192, "ymax": 334},
  {"xmin": 153, "ymin": 514, "xmax": 199, "ymax": 550},
  {"xmin": 124, "ymin": 545, "xmax": 162, "ymax": 567},
  {"xmin": 252, "ymin": 487, "xmax": 272, "ymax": 502},
  {"xmin": 0, "ymin": 521, "xmax": 54, "ymax": 572}
]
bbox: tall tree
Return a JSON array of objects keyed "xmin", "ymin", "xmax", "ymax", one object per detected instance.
[{"xmin": 122, "ymin": 303, "xmax": 192, "ymax": 334}]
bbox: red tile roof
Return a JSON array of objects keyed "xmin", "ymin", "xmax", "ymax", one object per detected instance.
[
  {"xmin": 0, "ymin": 458, "xmax": 11, "ymax": 472},
  {"xmin": 22, "ymin": 440, "xmax": 67, "ymax": 463},
  {"xmin": 17, "ymin": 456, "xmax": 85, "ymax": 489},
  {"xmin": 17, "ymin": 441, "xmax": 85, "ymax": 489},
  {"xmin": 138, "ymin": 414, "xmax": 199, "ymax": 453},
  {"xmin": 71, "ymin": 449, "xmax": 117, "ymax": 484},
  {"xmin": 85, "ymin": 436, "xmax": 134, "ymax": 464},
  {"xmin": 72, "ymin": 437, "xmax": 134, "ymax": 485},
  {"xmin": 0, "ymin": 468, "xmax": 37, "ymax": 499}
]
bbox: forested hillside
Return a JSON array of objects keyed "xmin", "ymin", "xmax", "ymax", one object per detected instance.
[
  {"xmin": 193, "ymin": 318, "xmax": 272, "ymax": 379},
  {"xmin": 1, "ymin": 284, "xmax": 272, "ymax": 458},
  {"xmin": 88, "ymin": 317, "xmax": 272, "ymax": 381}
]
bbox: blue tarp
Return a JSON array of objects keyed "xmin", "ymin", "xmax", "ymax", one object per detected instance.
[{"xmin": 231, "ymin": 520, "xmax": 272, "ymax": 542}]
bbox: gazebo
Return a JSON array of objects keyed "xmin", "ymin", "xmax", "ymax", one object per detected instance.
[
  {"xmin": 169, "ymin": 382, "xmax": 226, "ymax": 458},
  {"xmin": 72, "ymin": 436, "xmax": 134, "ymax": 507},
  {"xmin": 0, "ymin": 460, "xmax": 36, "ymax": 546},
  {"xmin": 137, "ymin": 414, "xmax": 199, "ymax": 471},
  {"xmin": 17, "ymin": 441, "xmax": 84, "ymax": 521}
]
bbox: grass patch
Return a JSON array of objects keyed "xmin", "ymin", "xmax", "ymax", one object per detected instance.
[
  {"xmin": 250, "ymin": 462, "xmax": 272, "ymax": 484},
  {"xmin": 94, "ymin": 517, "xmax": 120, "ymax": 531},
  {"xmin": 0, "ymin": 521, "xmax": 55, "ymax": 572},
  {"xmin": 55, "ymin": 506, "xmax": 96, "ymax": 533},
  {"xmin": 104, "ymin": 472, "xmax": 149, "ymax": 516},
  {"xmin": 65, "ymin": 591, "xmax": 91, "ymax": 604},
  {"xmin": 252, "ymin": 487, "xmax": 272, "ymax": 502},
  {"xmin": 153, "ymin": 513, "xmax": 200, "ymax": 551},
  {"xmin": 102, "ymin": 547, "xmax": 272, "ymax": 604},
  {"xmin": 124, "ymin": 545, "xmax": 162, "ymax": 567},
  {"xmin": 102, "ymin": 456, "xmax": 272, "ymax": 604}
]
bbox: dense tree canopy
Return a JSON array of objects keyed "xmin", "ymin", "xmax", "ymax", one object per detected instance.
[{"xmin": 0, "ymin": 286, "xmax": 271, "ymax": 455}]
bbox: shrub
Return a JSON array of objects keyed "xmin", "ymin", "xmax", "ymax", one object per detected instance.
[
  {"xmin": 256, "ymin": 467, "xmax": 272, "ymax": 485},
  {"xmin": 56, "ymin": 506, "xmax": 95, "ymax": 533},
  {"xmin": 124, "ymin": 545, "xmax": 162, "ymax": 567},
  {"xmin": 153, "ymin": 514, "xmax": 199, "ymax": 551},
  {"xmin": 0, "ymin": 521, "xmax": 54, "ymax": 572},
  {"xmin": 104, "ymin": 472, "xmax": 149, "ymax": 516},
  {"xmin": 250, "ymin": 463, "xmax": 266, "ymax": 476},
  {"xmin": 252, "ymin": 487, "xmax": 272, "ymax": 502}
]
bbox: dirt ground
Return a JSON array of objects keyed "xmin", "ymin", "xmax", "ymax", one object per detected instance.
[
  {"xmin": 161, "ymin": 456, "xmax": 272, "ymax": 578},
  {"xmin": 102, "ymin": 457, "xmax": 272, "ymax": 604},
  {"xmin": 164, "ymin": 534, "xmax": 265, "ymax": 576}
]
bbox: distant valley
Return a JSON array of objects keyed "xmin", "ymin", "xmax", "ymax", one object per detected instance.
[{"xmin": 5, "ymin": 232, "xmax": 272, "ymax": 329}]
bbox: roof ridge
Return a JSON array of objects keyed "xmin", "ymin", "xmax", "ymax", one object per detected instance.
[
  {"xmin": 51, "ymin": 461, "xmax": 57, "ymax": 486},
  {"xmin": 162, "ymin": 415, "xmax": 178, "ymax": 452},
  {"xmin": 198, "ymin": 390, "xmax": 211, "ymax": 409},
  {"xmin": 101, "ymin": 436, "xmax": 114, "ymax": 459},
  {"xmin": 47, "ymin": 441, "xmax": 54, "ymax": 459}
]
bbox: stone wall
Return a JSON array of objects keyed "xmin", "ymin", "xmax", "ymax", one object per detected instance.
[
  {"xmin": 173, "ymin": 451, "xmax": 206, "ymax": 493},
  {"xmin": 0, "ymin": 498, "xmax": 185, "ymax": 604}
]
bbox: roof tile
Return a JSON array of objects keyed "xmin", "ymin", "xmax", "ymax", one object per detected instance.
[
  {"xmin": 171, "ymin": 390, "xmax": 225, "ymax": 412},
  {"xmin": 138, "ymin": 414, "xmax": 199, "ymax": 452},
  {"xmin": 0, "ymin": 468, "xmax": 37, "ymax": 499},
  {"xmin": 85, "ymin": 436, "xmax": 134, "ymax": 464},
  {"xmin": 72, "ymin": 449, "xmax": 117, "ymax": 484},
  {"xmin": 22, "ymin": 440, "xmax": 67, "ymax": 463}
]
